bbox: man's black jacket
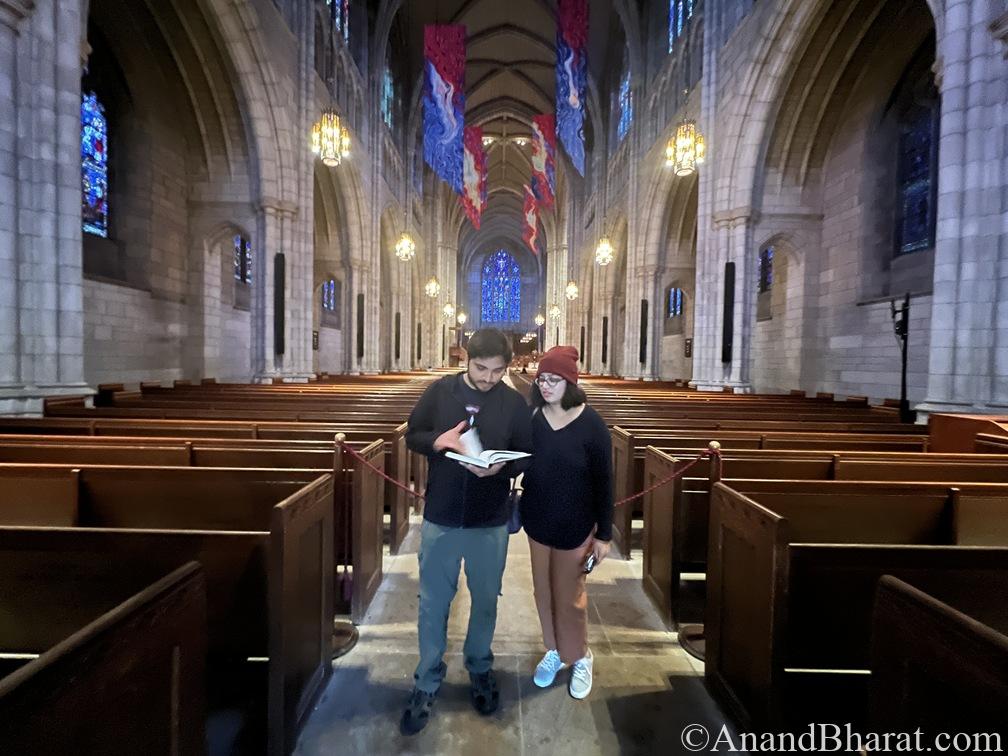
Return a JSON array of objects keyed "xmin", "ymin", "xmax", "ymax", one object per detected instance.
[{"xmin": 406, "ymin": 372, "xmax": 533, "ymax": 528}]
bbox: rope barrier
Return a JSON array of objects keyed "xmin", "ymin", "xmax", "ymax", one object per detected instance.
[
  {"xmin": 335, "ymin": 437, "xmax": 723, "ymax": 509},
  {"xmin": 613, "ymin": 446, "xmax": 719, "ymax": 508},
  {"xmin": 338, "ymin": 437, "xmax": 426, "ymax": 500}
]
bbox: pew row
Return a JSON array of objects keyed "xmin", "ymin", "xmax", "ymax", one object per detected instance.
[
  {"xmin": 704, "ymin": 482, "xmax": 1008, "ymax": 730},
  {"xmin": 0, "ymin": 465, "xmax": 334, "ymax": 755},
  {"xmin": 641, "ymin": 446, "xmax": 1008, "ymax": 627},
  {"xmin": 870, "ymin": 575, "xmax": 1008, "ymax": 737},
  {"xmin": 0, "ymin": 561, "xmax": 206, "ymax": 755},
  {"xmin": 0, "ymin": 419, "xmax": 414, "ymax": 554}
]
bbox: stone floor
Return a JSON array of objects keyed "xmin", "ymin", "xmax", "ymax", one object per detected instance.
[{"xmin": 294, "ymin": 518, "xmax": 744, "ymax": 756}]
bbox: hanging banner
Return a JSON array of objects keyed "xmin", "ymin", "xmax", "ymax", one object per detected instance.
[
  {"xmin": 461, "ymin": 125, "xmax": 487, "ymax": 229},
  {"xmin": 523, "ymin": 185, "xmax": 540, "ymax": 256},
  {"xmin": 556, "ymin": 0, "xmax": 587, "ymax": 176},
  {"xmin": 531, "ymin": 114, "xmax": 556, "ymax": 209},
  {"xmin": 424, "ymin": 25, "xmax": 466, "ymax": 194}
]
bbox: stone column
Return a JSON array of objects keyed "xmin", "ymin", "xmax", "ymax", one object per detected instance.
[
  {"xmin": 439, "ymin": 242, "xmax": 458, "ymax": 367},
  {"xmin": 0, "ymin": 5, "xmax": 28, "ymax": 389},
  {"xmin": 253, "ymin": 200, "xmax": 306, "ymax": 381},
  {"xmin": 919, "ymin": 3, "xmax": 1008, "ymax": 412},
  {"xmin": 546, "ymin": 244, "xmax": 568, "ymax": 350},
  {"xmin": 0, "ymin": 0, "xmax": 92, "ymax": 414},
  {"xmin": 691, "ymin": 211, "xmax": 755, "ymax": 392}
]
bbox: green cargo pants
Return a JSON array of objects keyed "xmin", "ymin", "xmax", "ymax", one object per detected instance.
[{"xmin": 413, "ymin": 519, "xmax": 509, "ymax": 693}]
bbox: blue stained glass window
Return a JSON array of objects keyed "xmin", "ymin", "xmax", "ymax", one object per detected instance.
[
  {"xmin": 327, "ymin": 0, "xmax": 350, "ymax": 42},
  {"xmin": 322, "ymin": 279, "xmax": 336, "ymax": 311},
  {"xmin": 618, "ymin": 66, "xmax": 633, "ymax": 141},
  {"xmin": 896, "ymin": 109, "xmax": 936, "ymax": 256},
  {"xmin": 667, "ymin": 287, "xmax": 684, "ymax": 318},
  {"xmin": 381, "ymin": 68, "xmax": 394, "ymax": 129},
  {"xmin": 81, "ymin": 92, "xmax": 109, "ymax": 238},
  {"xmin": 234, "ymin": 235, "xmax": 252, "ymax": 285},
  {"xmin": 669, "ymin": 0, "xmax": 694, "ymax": 52},
  {"xmin": 759, "ymin": 247, "xmax": 774, "ymax": 293},
  {"xmin": 481, "ymin": 250, "xmax": 521, "ymax": 324}
]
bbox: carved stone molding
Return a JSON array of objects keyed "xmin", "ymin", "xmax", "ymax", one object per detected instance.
[
  {"xmin": 0, "ymin": 0, "xmax": 35, "ymax": 32},
  {"xmin": 992, "ymin": 12, "xmax": 1008, "ymax": 59}
]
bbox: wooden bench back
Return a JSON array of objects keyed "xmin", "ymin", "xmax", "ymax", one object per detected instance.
[
  {"xmin": 870, "ymin": 575, "xmax": 1008, "ymax": 734},
  {"xmin": 0, "ymin": 470, "xmax": 79, "ymax": 527},
  {"xmin": 0, "ymin": 562, "xmax": 206, "ymax": 755}
]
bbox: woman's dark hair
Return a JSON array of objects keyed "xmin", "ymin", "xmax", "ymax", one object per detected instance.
[
  {"xmin": 530, "ymin": 381, "xmax": 587, "ymax": 410},
  {"xmin": 467, "ymin": 328, "xmax": 513, "ymax": 363}
]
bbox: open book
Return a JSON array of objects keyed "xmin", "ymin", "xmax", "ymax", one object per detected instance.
[
  {"xmin": 446, "ymin": 449, "xmax": 531, "ymax": 468},
  {"xmin": 445, "ymin": 426, "xmax": 531, "ymax": 468}
]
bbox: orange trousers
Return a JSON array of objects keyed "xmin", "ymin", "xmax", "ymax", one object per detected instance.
[{"xmin": 527, "ymin": 531, "xmax": 594, "ymax": 665}]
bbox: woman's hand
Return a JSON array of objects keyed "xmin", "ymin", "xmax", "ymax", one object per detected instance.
[{"xmin": 591, "ymin": 538, "xmax": 611, "ymax": 565}]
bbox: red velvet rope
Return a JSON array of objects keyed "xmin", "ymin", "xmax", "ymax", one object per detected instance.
[
  {"xmin": 613, "ymin": 449, "xmax": 718, "ymax": 508},
  {"xmin": 337, "ymin": 440, "xmax": 723, "ymax": 509}
]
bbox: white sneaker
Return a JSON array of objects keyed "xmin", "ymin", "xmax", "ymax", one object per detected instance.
[
  {"xmin": 568, "ymin": 649, "xmax": 593, "ymax": 699},
  {"xmin": 533, "ymin": 649, "xmax": 566, "ymax": 688}
]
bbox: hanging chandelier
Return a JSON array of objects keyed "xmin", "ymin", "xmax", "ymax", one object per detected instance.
[
  {"xmin": 395, "ymin": 232, "xmax": 416, "ymax": 262},
  {"xmin": 595, "ymin": 235, "xmax": 614, "ymax": 266},
  {"xmin": 548, "ymin": 304, "xmax": 561, "ymax": 320},
  {"xmin": 666, "ymin": 119, "xmax": 705, "ymax": 177},
  {"xmin": 534, "ymin": 312, "xmax": 545, "ymax": 327},
  {"xmin": 565, "ymin": 281, "xmax": 579, "ymax": 301},
  {"xmin": 443, "ymin": 302, "xmax": 455, "ymax": 319},
  {"xmin": 311, "ymin": 107, "xmax": 351, "ymax": 167},
  {"xmin": 424, "ymin": 277, "xmax": 441, "ymax": 298},
  {"xmin": 456, "ymin": 311, "xmax": 467, "ymax": 326}
]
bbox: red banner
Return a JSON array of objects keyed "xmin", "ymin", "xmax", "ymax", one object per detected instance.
[
  {"xmin": 531, "ymin": 114, "xmax": 556, "ymax": 209},
  {"xmin": 523, "ymin": 185, "xmax": 540, "ymax": 256},
  {"xmin": 461, "ymin": 126, "xmax": 487, "ymax": 228}
]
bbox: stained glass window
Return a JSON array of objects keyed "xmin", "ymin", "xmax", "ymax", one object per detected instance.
[
  {"xmin": 481, "ymin": 250, "xmax": 521, "ymax": 324},
  {"xmin": 896, "ymin": 108, "xmax": 937, "ymax": 256},
  {"xmin": 234, "ymin": 235, "xmax": 253, "ymax": 285},
  {"xmin": 327, "ymin": 0, "xmax": 350, "ymax": 43},
  {"xmin": 381, "ymin": 68, "xmax": 394, "ymax": 129},
  {"xmin": 759, "ymin": 247, "xmax": 774, "ymax": 294},
  {"xmin": 668, "ymin": 0, "xmax": 695, "ymax": 52},
  {"xmin": 617, "ymin": 65, "xmax": 633, "ymax": 141},
  {"xmin": 81, "ymin": 92, "xmax": 109, "ymax": 238},
  {"xmin": 667, "ymin": 287, "xmax": 684, "ymax": 318},
  {"xmin": 320, "ymin": 278, "xmax": 340, "ymax": 310}
]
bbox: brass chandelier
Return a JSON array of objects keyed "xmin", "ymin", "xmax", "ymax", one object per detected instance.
[
  {"xmin": 395, "ymin": 231, "xmax": 416, "ymax": 262},
  {"xmin": 311, "ymin": 108, "xmax": 351, "ymax": 167},
  {"xmin": 666, "ymin": 119, "xmax": 705, "ymax": 177}
]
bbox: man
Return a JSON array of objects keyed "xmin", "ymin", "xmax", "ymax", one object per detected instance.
[{"xmin": 401, "ymin": 328, "xmax": 533, "ymax": 735}]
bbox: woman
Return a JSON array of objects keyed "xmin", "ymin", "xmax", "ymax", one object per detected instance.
[{"xmin": 519, "ymin": 345, "xmax": 613, "ymax": 699}]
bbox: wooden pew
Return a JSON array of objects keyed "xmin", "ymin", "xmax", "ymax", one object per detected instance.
[
  {"xmin": 0, "ymin": 465, "xmax": 333, "ymax": 755},
  {"xmin": 610, "ymin": 427, "xmax": 928, "ymax": 557},
  {"xmin": 0, "ymin": 561, "xmax": 206, "ymax": 755},
  {"xmin": 704, "ymin": 482, "xmax": 1008, "ymax": 730},
  {"xmin": 642, "ymin": 446, "xmax": 1008, "ymax": 626},
  {"xmin": 870, "ymin": 575, "xmax": 1008, "ymax": 737},
  {"xmin": 0, "ymin": 421, "xmax": 414, "ymax": 555}
]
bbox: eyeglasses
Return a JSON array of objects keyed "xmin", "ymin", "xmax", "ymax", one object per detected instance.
[{"xmin": 535, "ymin": 375, "xmax": 564, "ymax": 387}]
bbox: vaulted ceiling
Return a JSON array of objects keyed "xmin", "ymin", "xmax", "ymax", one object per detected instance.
[{"xmin": 395, "ymin": 0, "xmax": 625, "ymax": 264}]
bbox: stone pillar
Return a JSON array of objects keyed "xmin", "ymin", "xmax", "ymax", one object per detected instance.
[
  {"xmin": 692, "ymin": 211, "xmax": 755, "ymax": 393},
  {"xmin": 919, "ymin": 3, "xmax": 1008, "ymax": 412},
  {"xmin": 546, "ymin": 244, "xmax": 568, "ymax": 350},
  {"xmin": 0, "ymin": 0, "xmax": 92, "ymax": 414},
  {"xmin": 253, "ymin": 200, "xmax": 311, "ymax": 381},
  {"xmin": 439, "ymin": 243, "xmax": 458, "ymax": 367}
]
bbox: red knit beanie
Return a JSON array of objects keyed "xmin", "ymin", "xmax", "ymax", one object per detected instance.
[{"xmin": 537, "ymin": 346, "xmax": 580, "ymax": 385}]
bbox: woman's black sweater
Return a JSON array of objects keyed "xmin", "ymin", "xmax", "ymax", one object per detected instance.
[{"xmin": 519, "ymin": 404, "xmax": 613, "ymax": 549}]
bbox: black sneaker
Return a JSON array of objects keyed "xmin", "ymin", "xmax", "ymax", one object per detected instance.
[
  {"xmin": 469, "ymin": 669, "xmax": 500, "ymax": 716},
  {"xmin": 400, "ymin": 687, "xmax": 436, "ymax": 736}
]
